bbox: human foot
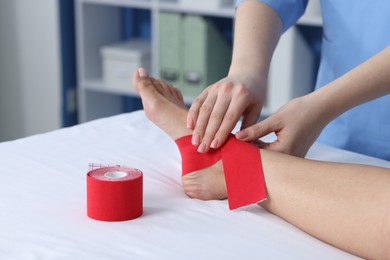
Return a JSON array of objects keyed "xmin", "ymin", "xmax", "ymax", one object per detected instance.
[
  {"xmin": 132, "ymin": 68, "xmax": 227, "ymax": 200},
  {"xmin": 132, "ymin": 68, "xmax": 190, "ymax": 140}
]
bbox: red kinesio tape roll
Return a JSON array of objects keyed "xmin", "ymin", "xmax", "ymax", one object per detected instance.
[{"xmin": 87, "ymin": 166, "xmax": 143, "ymax": 221}]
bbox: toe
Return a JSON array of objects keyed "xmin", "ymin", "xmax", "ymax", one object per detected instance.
[
  {"xmin": 132, "ymin": 67, "xmax": 150, "ymax": 92},
  {"xmin": 138, "ymin": 67, "xmax": 148, "ymax": 78}
]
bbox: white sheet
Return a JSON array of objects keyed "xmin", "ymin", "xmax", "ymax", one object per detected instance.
[{"xmin": 1, "ymin": 110, "xmax": 389, "ymax": 259}]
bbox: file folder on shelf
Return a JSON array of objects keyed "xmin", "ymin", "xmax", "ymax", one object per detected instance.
[
  {"xmin": 182, "ymin": 15, "xmax": 231, "ymax": 98},
  {"xmin": 159, "ymin": 12, "xmax": 231, "ymax": 99},
  {"xmin": 159, "ymin": 12, "xmax": 183, "ymax": 88}
]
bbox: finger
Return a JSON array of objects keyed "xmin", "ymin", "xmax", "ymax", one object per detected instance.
[
  {"xmin": 266, "ymin": 139, "xmax": 303, "ymax": 157},
  {"xmin": 251, "ymin": 136, "xmax": 283, "ymax": 152},
  {"xmin": 187, "ymin": 90, "xmax": 208, "ymax": 129},
  {"xmin": 198, "ymin": 94, "xmax": 231, "ymax": 151},
  {"xmin": 210, "ymin": 93, "xmax": 250, "ymax": 150},
  {"xmin": 265, "ymin": 139, "xmax": 284, "ymax": 152},
  {"xmin": 240, "ymin": 104, "xmax": 262, "ymax": 130},
  {"xmin": 251, "ymin": 139, "xmax": 272, "ymax": 149},
  {"xmin": 191, "ymin": 94, "xmax": 217, "ymax": 146},
  {"xmin": 235, "ymin": 116, "xmax": 277, "ymax": 141},
  {"xmin": 251, "ymin": 135, "xmax": 285, "ymax": 152}
]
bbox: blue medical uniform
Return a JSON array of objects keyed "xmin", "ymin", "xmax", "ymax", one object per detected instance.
[{"xmin": 236, "ymin": 0, "xmax": 390, "ymax": 160}]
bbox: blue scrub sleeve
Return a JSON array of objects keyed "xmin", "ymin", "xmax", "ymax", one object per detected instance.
[{"xmin": 235, "ymin": 0, "xmax": 308, "ymax": 32}]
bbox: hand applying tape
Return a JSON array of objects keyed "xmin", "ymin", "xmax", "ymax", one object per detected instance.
[{"xmin": 176, "ymin": 134, "xmax": 266, "ymax": 210}]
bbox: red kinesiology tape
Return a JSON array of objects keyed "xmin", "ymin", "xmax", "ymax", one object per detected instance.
[{"xmin": 175, "ymin": 134, "xmax": 267, "ymax": 210}]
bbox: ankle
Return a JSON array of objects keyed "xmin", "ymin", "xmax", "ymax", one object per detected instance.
[{"xmin": 182, "ymin": 165, "xmax": 227, "ymax": 201}]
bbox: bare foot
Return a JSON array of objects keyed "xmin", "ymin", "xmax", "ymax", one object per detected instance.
[
  {"xmin": 132, "ymin": 68, "xmax": 189, "ymax": 140},
  {"xmin": 132, "ymin": 68, "xmax": 227, "ymax": 200}
]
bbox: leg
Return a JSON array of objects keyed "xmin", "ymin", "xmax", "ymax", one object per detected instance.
[
  {"xmin": 260, "ymin": 151, "xmax": 390, "ymax": 259},
  {"xmin": 133, "ymin": 68, "xmax": 390, "ymax": 259}
]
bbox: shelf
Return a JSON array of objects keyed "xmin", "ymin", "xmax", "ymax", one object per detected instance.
[
  {"xmin": 158, "ymin": 2, "xmax": 235, "ymax": 18},
  {"xmin": 80, "ymin": 0, "xmax": 152, "ymax": 9},
  {"xmin": 79, "ymin": 0, "xmax": 322, "ymax": 25},
  {"xmin": 297, "ymin": 15, "xmax": 323, "ymax": 27},
  {"xmin": 83, "ymin": 78, "xmax": 140, "ymax": 96},
  {"xmin": 83, "ymin": 78, "xmax": 200, "ymax": 103},
  {"xmin": 76, "ymin": 0, "xmax": 321, "ymax": 122}
]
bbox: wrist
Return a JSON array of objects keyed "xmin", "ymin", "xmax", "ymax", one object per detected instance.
[
  {"xmin": 227, "ymin": 65, "xmax": 267, "ymax": 90},
  {"xmin": 229, "ymin": 58, "xmax": 269, "ymax": 78},
  {"xmin": 304, "ymin": 88, "xmax": 341, "ymax": 126}
]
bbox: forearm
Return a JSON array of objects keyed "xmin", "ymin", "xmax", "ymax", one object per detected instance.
[
  {"xmin": 229, "ymin": 0, "xmax": 282, "ymax": 86},
  {"xmin": 309, "ymin": 45, "xmax": 390, "ymax": 123},
  {"xmin": 260, "ymin": 149, "xmax": 390, "ymax": 259}
]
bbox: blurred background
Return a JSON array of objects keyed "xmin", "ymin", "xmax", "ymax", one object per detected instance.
[{"xmin": 0, "ymin": 0, "xmax": 322, "ymax": 142}]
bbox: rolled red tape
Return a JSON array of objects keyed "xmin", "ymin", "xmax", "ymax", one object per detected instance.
[{"xmin": 87, "ymin": 166, "xmax": 143, "ymax": 221}]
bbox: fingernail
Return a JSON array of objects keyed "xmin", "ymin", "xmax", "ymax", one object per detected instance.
[
  {"xmin": 210, "ymin": 139, "xmax": 219, "ymax": 149},
  {"xmin": 138, "ymin": 67, "xmax": 148, "ymax": 78},
  {"xmin": 236, "ymin": 131, "xmax": 248, "ymax": 139},
  {"xmin": 187, "ymin": 118, "xmax": 194, "ymax": 129},
  {"xmin": 192, "ymin": 134, "xmax": 201, "ymax": 145},
  {"xmin": 197, "ymin": 143, "xmax": 206, "ymax": 153}
]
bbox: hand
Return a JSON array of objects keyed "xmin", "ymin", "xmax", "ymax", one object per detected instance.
[
  {"xmin": 236, "ymin": 95, "xmax": 328, "ymax": 157},
  {"xmin": 187, "ymin": 75, "xmax": 265, "ymax": 153}
]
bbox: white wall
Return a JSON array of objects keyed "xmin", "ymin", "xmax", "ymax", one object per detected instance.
[{"xmin": 0, "ymin": 0, "xmax": 62, "ymax": 142}]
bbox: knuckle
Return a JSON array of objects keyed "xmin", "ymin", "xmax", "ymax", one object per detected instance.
[
  {"xmin": 200, "ymin": 104, "xmax": 212, "ymax": 114},
  {"xmin": 201, "ymin": 136, "xmax": 213, "ymax": 146},
  {"xmin": 210, "ymin": 112, "xmax": 223, "ymax": 122},
  {"xmin": 218, "ymin": 82, "xmax": 234, "ymax": 93},
  {"xmin": 192, "ymin": 97, "xmax": 204, "ymax": 107},
  {"xmin": 214, "ymin": 133, "xmax": 228, "ymax": 146},
  {"xmin": 188, "ymin": 107, "xmax": 197, "ymax": 115},
  {"xmin": 235, "ymin": 84, "xmax": 250, "ymax": 96},
  {"xmin": 250, "ymin": 123, "xmax": 264, "ymax": 137},
  {"xmin": 203, "ymin": 85, "xmax": 212, "ymax": 93},
  {"xmin": 224, "ymin": 112, "xmax": 237, "ymax": 122}
]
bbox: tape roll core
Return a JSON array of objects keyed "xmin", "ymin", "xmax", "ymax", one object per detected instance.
[{"xmin": 104, "ymin": 171, "xmax": 128, "ymax": 179}]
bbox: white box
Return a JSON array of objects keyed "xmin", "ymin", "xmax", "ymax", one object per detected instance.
[{"xmin": 101, "ymin": 39, "xmax": 151, "ymax": 93}]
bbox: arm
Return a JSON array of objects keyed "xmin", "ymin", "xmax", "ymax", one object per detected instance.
[
  {"xmin": 311, "ymin": 45, "xmax": 390, "ymax": 123},
  {"xmin": 229, "ymin": 1, "xmax": 282, "ymax": 84},
  {"xmin": 259, "ymin": 149, "xmax": 390, "ymax": 259},
  {"xmin": 237, "ymin": 46, "xmax": 390, "ymax": 156},
  {"xmin": 186, "ymin": 0, "xmax": 282, "ymax": 153}
]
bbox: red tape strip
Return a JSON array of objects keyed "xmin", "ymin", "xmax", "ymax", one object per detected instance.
[
  {"xmin": 175, "ymin": 136, "xmax": 221, "ymax": 175},
  {"xmin": 175, "ymin": 135, "xmax": 266, "ymax": 210}
]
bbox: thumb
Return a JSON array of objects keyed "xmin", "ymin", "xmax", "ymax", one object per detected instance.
[
  {"xmin": 265, "ymin": 139, "xmax": 285, "ymax": 152},
  {"xmin": 236, "ymin": 116, "xmax": 276, "ymax": 141}
]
